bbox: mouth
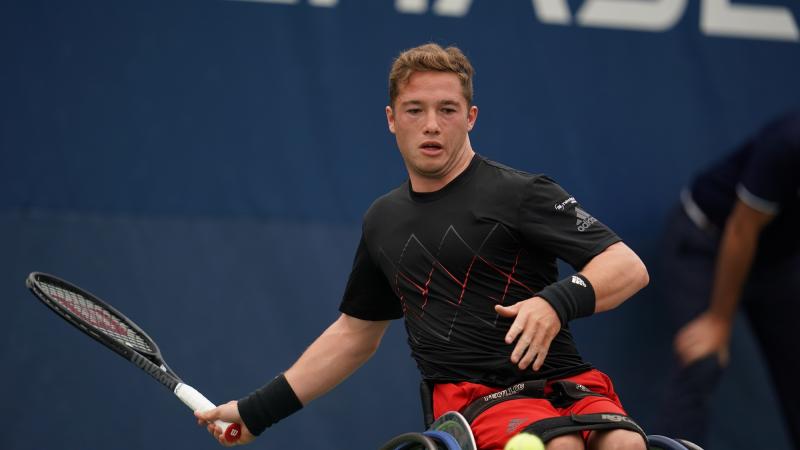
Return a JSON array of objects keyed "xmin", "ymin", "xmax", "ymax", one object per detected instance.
[{"xmin": 419, "ymin": 141, "xmax": 444, "ymax": 155}]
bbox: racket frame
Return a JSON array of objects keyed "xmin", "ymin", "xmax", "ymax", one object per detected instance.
[
  {"xmin": 26, "ymin": 272, "xmax": 240, "ymax": 442},
  {"xmin": 27, "ymin": 273, "xmax": 173, "ymax": 378}
]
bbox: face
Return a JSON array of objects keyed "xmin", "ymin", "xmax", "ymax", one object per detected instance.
[{"xmin": 386, "ymin": 71, "xmax": 478, "ymax": 191}]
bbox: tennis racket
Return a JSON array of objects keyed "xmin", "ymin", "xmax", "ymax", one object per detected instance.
[{"xmin": 25, "ymin": 271, "xmax": 241, "ymax": 443}]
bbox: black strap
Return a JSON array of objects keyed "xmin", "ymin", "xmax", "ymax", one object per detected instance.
[
  {"xmin": 420, "ymin": 380, "xmax": 435, "ymax": 429},
  {"xmin": 522, "ymin": 413, "xmax": 647, "ymax": 444},
  {"xmin": 460, "ymin": 381, "xmax": 546, "ymax": 423},
  {"xmin": 459, "ymin": 380, "xmax": 607, "ymax": 423},
  {"xmin": 547, "ymin": 381, "xmax": 605, "ymax": 408}
]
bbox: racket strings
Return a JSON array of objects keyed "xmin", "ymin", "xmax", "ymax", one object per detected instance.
[{"xmin": 39, "ymin": 281, "xmax": 154, "ymax": 354}]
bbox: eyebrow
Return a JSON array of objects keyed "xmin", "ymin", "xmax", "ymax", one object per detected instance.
[{"xmin": 399, "ymin": 99, "xmax": 462, "ymax": 107}]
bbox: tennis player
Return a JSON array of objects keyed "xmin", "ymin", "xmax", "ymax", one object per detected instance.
[{"xmin": 197, "ymin": 43, "xmax": 649, "ymax": 450}]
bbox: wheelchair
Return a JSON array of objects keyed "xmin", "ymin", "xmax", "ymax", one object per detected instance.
[
  {"xmin": 378, "ymin": 381, "xmax": 704, "ymax": 450},
  {"xmin": 379, "ymin": 429, "xmax": 704, "ymax": 450}
]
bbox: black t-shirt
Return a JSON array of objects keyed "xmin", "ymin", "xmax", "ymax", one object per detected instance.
[
  {"xmin": 339, "ymin": 156, "xmax": 621, "ymax": 386},
  {"xmin": 690, "ymin": 112, "xmax": 800, "ymax": 262}
]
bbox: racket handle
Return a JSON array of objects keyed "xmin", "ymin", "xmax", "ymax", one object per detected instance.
[{"xmin": 174, "ymin": 383, "xmax": 242, "ymax": 443}]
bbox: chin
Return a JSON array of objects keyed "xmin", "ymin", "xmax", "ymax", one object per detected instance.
[{"xmin": 415, "ymin": 166, "xmax": 448, "ymax": 179}]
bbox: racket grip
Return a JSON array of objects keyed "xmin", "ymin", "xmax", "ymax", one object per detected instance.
[{"xmin": 174, "ymin": 383, "xmax": 242, "ymax": 443}]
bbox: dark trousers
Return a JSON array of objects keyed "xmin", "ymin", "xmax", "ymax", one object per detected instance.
[{"xmin": 655, "ymin": 206, "xmax": 800, "ymax": 448}]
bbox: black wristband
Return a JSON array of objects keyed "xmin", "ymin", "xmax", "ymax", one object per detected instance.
[
  {"xmin": 237, "ymin": 373, "xmax": 303, "ymax": 436},
  {"xmin": 535, "ymin": 274, "xmax": 595, "ymax": 326}
]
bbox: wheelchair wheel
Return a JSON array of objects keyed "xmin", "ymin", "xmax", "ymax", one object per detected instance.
[{"xmin": 647, "ymin": 434, "xmax": 704, "ymax": 450}]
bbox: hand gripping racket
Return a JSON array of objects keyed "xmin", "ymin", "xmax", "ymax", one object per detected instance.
[{"xmin": 26, "ymin": 272, "xmax": 241, "ymax": 443}]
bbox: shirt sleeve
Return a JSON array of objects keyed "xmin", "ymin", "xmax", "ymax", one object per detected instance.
[
  {"xmin": 738, "ymin": 115, "xmax": 800, "ymax": 214},
  {"xmin": 338, "ymin": 231, "xmax": 403, "ymax": 321},
  {"xmin": 517, "ymin": 175, "xmax": 621, "ymax": 270}
]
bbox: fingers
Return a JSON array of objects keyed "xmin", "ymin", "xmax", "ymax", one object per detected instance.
[
  {"xmin": 204, "ymin": 421, "xmax": 230, "ymax": 447},
  {"xmin": 195, "ymin": 402, "xmax": 255, "ymax": 447},
  {"xmin": 674, "ymin": 327, "xmax": 695, "ymax": 364},
  {"xmin": 674, "ymin": 328, "xmax": 693, "ymax": 357},
  {"xmin": 674, "ymin": 320, "xmax": 721, "ymax": 366},
  {"xmin": 194, "ymin": 409, "xmax": 217, "ymax": 424},
  {"xmin": 207, "ymin": 422, "xmax": 220, "ymax": 438},
  {"xmin": 200, "ymin": 417, "xmax": 224, "ymax": 442},
  {"xmin": 196, "ymin": 407, "xmax": 238, "ymax": 447},
  {"xmin": 505, "ymin": 315, "xmax": 525, "ymax": 345},
  {"xmin": 511, "ymin": 324, "xmax": 552, "ymax": 371},
  {"xmin": 196, "ymin": 409, "xmax": 222, "ymax": 434},
  {"xmin": 509, "ymin": 327, "xmax": 530, "ymax": 363},
  {"xmin": 196, "ymin": 410, "xmax": 215, "ymax": 429},
  {"xmin": 204, "ymin": 421, "xmax": 240, "ymax": 447},
  {"xmin": 496, "ymin": 304, "xmax": 524, "ymax": 345},
  {"xmin": 217, "ymin": 429, "xmax": 234, "ymax": 447},
  {"xmin": 673, "ymin": 313, "xmax": 733, "ymax": 367},
  {"xmin": 531, "ymin": 348, "xmax": 548, "ymax": 371},
  {"xmin": 499, "ymin": 299, "xmax": 559, "ymax": 371},
  {"xmin": 520, "ymin": 331, "xmax": 551, "ymax": 371},
  {"xmin": 495, "ymin": 303, "xmax": 519, "ymax": 318},
  {"xmin": 675, "ymin": 330, "xmax": 715, "ymax": 365},
  {"xmin": 676, "ymin": 341, "xmax": 710, "ymax": 366}
]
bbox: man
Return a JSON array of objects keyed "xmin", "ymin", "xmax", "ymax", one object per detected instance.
[
  {"xmin": 197, "ymin": 43, "xmax": 649, "ymax": 450},
  {"xmin": 656, "ymin": 112, "xmax": 800, "ymax": 448}
]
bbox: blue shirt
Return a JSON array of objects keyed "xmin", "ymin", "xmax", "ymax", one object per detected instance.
[{"xmin": 690, "ymin": 112, "xmax": 800, "ymax": 262}]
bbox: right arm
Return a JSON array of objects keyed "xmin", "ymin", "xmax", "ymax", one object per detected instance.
[
  {"xmin": 196, "ymin": 313, "xmax": 390, "ymax": 446},
  {"xmin": 285, "ymin": 313, "xmax": 391, "ymax": 404},
  {"xmin": 674, "ymin": 199, "xmax": 774, "ymax": 365}
]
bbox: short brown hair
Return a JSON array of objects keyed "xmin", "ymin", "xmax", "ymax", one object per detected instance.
[{"xmin": 388, "ymin": 43, "xmax": 474, "ymax": 107}]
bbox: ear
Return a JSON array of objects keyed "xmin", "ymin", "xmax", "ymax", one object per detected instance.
[
  {"xmin": 467, "ymin": 105, "xmax": 478, "ymax": 132},
  {"xmin": 386, "ymin": 105, "xmax": 396, "ymax": 134}
]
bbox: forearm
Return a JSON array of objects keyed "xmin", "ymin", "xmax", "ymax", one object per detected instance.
[
  {"xmin": 671, "ymin": 201, "xmax": 772, "ymax": 365},
  {"xmin": 580, "ymin": 241, "xmax": 649, "ymax": 313},
  {"xmin": 285, "ymin": 314, "xmax": 389, "ymax": 405},
  {"xmin": 236, "ymin": 314, "xmax": 389, "ymax": 436},
  {"xmin": 707, "ymin": 207, "xmax": 762, "ymax": 321}
]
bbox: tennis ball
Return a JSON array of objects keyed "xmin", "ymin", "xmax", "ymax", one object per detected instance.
[{"xmin": 504, "ymin": 432, "xmax": 545, "ymax": 450}]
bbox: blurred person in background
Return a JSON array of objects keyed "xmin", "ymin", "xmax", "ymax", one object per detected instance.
[{"xmin": 656, "ymin": 112, "xmax": 800, "ymax": 448}]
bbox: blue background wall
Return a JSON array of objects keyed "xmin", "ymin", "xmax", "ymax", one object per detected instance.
[{"xmin": 1, "ymin": 1, "xmax": 798, "ymax": 449}]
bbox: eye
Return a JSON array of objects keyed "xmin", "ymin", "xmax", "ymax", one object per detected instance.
[
  {"xmin": 441, "ymin": 107, "xmax": 457, "ymax": 114},
  {"xmin": 407, "ymin": 108, "xmax": 422, "ymax": 114}
]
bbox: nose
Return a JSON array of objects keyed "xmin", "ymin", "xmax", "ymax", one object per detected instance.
[{"xmin": 423, "ymin": 111, "xmax": 440, "ymax": 135}]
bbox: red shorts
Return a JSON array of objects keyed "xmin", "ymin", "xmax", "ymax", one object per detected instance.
[{"xmin": 432, "ymin": 369, "xmax": 629, "ymax": 450}]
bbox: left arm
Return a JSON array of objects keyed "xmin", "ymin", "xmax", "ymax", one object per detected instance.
[
  {"xmin": 496, "ymin": 242, "xmax": 648, "ymax": 371},
  {"xmin": 581, "ymin": 241, "xmax": 650, "ymax": 312}
]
